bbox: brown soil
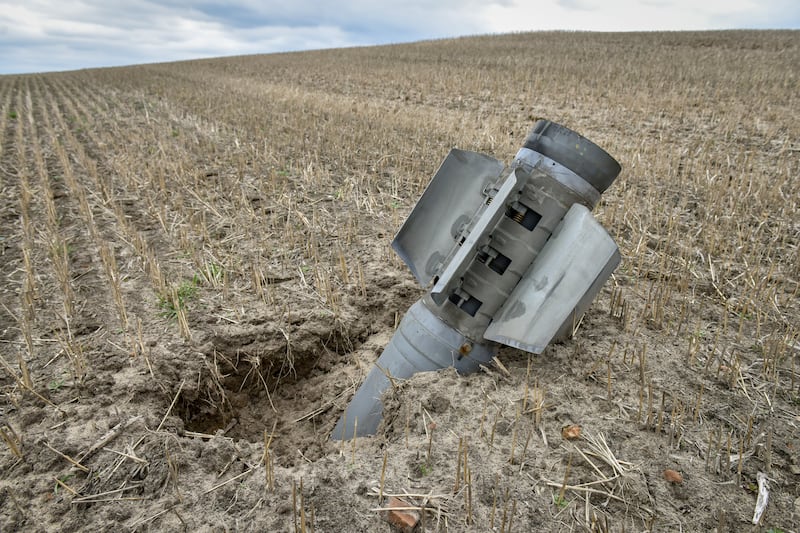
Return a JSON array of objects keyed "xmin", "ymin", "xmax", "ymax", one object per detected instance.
[{"xmin": 1, "ymin": 30, "xmax": 799, "ymax": 532}]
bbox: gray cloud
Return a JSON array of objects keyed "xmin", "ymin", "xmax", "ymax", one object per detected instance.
[
  {"xmin": 1, "ymin": 0, "xmax": 509, "ymax": 73},
  {"xmin": 555, "ymin": 0, "xmax": 600, "ymax": 11},
  {"xmin": 0, "ymin": 0, "xmax": 797, "ymax": 74}
]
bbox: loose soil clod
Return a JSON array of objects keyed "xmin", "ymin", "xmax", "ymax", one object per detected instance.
[{"xmin": 381, "ymin": 496, "xmax": 420, "ymax": 533}]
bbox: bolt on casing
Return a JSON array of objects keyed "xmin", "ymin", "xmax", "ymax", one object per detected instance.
[{"xmin": 331, "ymin": 120, "xmax": 622, "ymax": 440}]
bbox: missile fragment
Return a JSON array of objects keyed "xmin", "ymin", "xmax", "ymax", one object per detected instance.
[{"xmin": 332, "ymin": 120, "xmax": 621, "ymax": 440}]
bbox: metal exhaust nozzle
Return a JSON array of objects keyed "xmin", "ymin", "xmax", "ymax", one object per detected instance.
[{"xmin": 330, "ymin": 300, "xmax": 493, "ymax": 440}]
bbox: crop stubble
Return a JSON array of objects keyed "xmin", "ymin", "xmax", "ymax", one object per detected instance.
[{"xmin": 0, "ymin": 30, "xmax": 798, "ymax": 531}]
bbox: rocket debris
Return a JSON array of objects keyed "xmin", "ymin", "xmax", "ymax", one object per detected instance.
[{"xmin": 332, "ymin": 120, "xmax": 622, "ymax": 440}]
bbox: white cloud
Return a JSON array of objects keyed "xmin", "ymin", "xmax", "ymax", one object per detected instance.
[
  {"xmin": 483, "ymin": 0, "xmax": 796, "ymax": 31},
  {"xmin": 0, "ymin": 0, "xmax": 797, "ymax": 73}
]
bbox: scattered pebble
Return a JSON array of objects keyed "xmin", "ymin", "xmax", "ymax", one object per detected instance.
[
  {"xmin": 561, "ymin": 425, "xmax": 582, "ymax": 440},
  {"xmin": 381, "ymin": 496, "xmax": 420, "ymax": 533}
]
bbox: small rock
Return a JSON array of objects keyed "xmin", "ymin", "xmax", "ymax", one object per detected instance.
[
  {"xmin": 381, "ymin": 496, "xmax": 419, "ymax": 533},
  {"xmin": 561, "ymin": 425, "xmax": 582, "ymax": 440}
]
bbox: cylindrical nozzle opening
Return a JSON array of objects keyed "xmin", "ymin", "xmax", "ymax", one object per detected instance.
[
  {"xmin": 523, "ymin": 120, "xmax": 621, "ymax": 193},
  {"xmin": 331, "ymin": 299, "xmax": 495, "ymax": 439}
]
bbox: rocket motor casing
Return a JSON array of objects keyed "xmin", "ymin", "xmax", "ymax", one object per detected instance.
[{"xmin": 331, "ymin": 120, "xmax": 621, "ymax": 440}]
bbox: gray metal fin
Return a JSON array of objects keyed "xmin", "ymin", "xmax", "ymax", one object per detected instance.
[
  {"xmin": 430, "ymin": 167, "xmax": 520, "ymax": 305},
  {"xmin": 483, "ymin": 204, "xmax": 620, "ymax": 353},
  {"xmin": 392, "ymin": 149, "xmax": 504, "ymax": 286}
]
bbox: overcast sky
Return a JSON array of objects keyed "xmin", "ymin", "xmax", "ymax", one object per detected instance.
[{"xmin": 1, "ymin": 0, "xmax": 798, "ymax": 74}]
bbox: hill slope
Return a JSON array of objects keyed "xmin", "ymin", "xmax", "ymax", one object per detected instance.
[{"xmin": 1, "ymin": 30, "xmax": 798, "ymax": 531}]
